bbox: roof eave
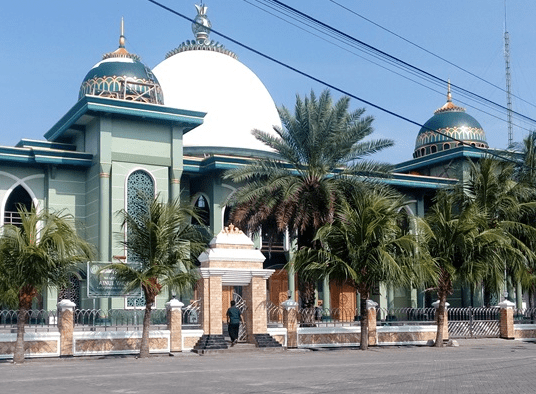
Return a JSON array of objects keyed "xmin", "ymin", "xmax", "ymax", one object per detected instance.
[{"xmin": 44, "ymin": 96, "xmax": 206, "ymax": 142}]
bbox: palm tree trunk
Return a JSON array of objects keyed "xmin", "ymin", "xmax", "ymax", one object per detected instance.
[
  {"xmin": 13, "ymin": 308, "xmax": 26, "ymax": 363},
  {"xmin": 435, "ymin": 289, "xmax": 447, "ymax": 348},
  {"xmin": 14, "ymin": 286, "xmax": 35, "ymax": 363},
  {"xmin": 139, "ymin": 302, "xmax": 152, "ymax": 358},
  {"xmin": 297, "ymin": 227, "xmax": 318, "ymax": 312},
  {"xmin": 358, "ymin": 286, "xmax": 369, "ymax": 351}
]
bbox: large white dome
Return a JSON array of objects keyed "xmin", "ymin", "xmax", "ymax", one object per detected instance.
[{"xmin": 153, "ymin": 49, "xmax": 282, "ymax": 154}]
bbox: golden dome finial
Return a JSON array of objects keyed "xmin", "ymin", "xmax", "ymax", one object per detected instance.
[
  {"xmin": 101, "ymin": 18, "xmax": 137, "ymax": 60},
  {"xmin": 434, "ymin": 79, "xmax": 465, "ymax": 114}
]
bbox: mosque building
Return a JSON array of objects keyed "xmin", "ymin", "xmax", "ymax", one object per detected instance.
[{"xmin": 0, "ymin": 5, "xmax": 518, "ymax": 314}]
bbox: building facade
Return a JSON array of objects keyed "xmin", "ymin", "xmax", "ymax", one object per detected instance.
[{"xmin": 0, "ymin": 5, "xmax": 520, "ymax": 314}]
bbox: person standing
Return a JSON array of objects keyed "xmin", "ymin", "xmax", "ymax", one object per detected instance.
[{"xmin": 226, "ymin": 300, "xmax": 244, "ymax": 346}]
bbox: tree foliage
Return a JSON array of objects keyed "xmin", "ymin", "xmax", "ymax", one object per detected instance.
[
  {"xmin": 292, "ymin": 186, "xmax": 434, "ymax": 349},
  {"xmin": 457, "ymin": 158, "xmax": 536, "ymax": 297},
  {"xmin": 225, "ymin": 89, "xmax": 394, "ymax": 308},
  {"xmin": 225, "ymin": 89, "xmax": 394, "ymax": 247},
  {"xmin": 0, "ymin": 207, "xmax": 95, "ymax": 363},
  {"xmin": 106, "ymin": 195, "xmax": 209, "ymax": 358},
  {"xmin": 424, "ymin": 190, "xmax": 528, "ymax": 346}
]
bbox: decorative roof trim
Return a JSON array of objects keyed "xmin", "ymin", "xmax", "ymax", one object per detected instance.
[
  {"xmin": 166, "ymin": 5, "xmax": 238, "ymax": 60},
  {"xmin": 45, "ymin": 96, "xmax": 205, "ymax": 142},
  {"xmin": 166, "ymin": 40, "xmax": 238, "ymax": 60}
]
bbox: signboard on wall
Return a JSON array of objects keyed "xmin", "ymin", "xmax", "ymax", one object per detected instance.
[{"xmin": 87, "ymin": 261, "xmax": 142, "ymax": 298}]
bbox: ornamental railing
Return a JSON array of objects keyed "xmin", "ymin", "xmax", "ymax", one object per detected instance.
[
  {"xmin": 377, "ymin": 307, "xmax": 436, "ymax": 325},
  {"xmin": 0, "ymin": 309, "xmax": 58, "ymax": 331},
  {"xmin": 447, "ymin": 307, "xmax": 500, "ymax": 321},
  {"xmin": 514, "ymin": 307, "xmax": 536, "ymax": 324},
  {"xmin": 74, "ymin": 308, "xmax": 167, "ymax": 331},
  {"xmin": 4, "ymin": 211, "xmax": 22, "ymax": 226},
  {"xmin": 266, "ymin": 300, "xmax": 283, "ymax": 325},
  {"xmin": 182, "ymin": 299, "xmax": 202, "ymax": 329},
  {"xmin": 298, "ymin": 307, "xmax": 359, "ymax": 327}
]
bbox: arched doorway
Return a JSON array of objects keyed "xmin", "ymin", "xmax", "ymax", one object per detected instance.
[{"xmin": 4, "ymin": 185, "xmax": 33, "ymax": 225}]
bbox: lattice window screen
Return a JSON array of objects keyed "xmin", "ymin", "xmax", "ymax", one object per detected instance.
[{"xmin": 126, "ymin": 170, "xmax": 155, "ymax": 308}]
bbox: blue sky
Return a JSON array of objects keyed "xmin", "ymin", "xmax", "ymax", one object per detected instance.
[{"xmin": 1, "ymin": 0, "xmax": 535, "ymax": 164}]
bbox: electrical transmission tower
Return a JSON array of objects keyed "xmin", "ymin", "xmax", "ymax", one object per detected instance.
[{"xmin": 504, "ymin": 0, "xmax": 514, "ymax": 148}]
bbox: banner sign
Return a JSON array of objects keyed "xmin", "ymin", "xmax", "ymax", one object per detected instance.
[{"xmin": 87, "ymin": 261, "xmax": 142, "ymax": 298}]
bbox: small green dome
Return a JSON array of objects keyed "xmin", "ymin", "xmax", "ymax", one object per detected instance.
[
  {"xmin": 414, "ymin": 87, "xmax": 488, "ymax": 158},
  {"xmin": 78, "ymin": 21, "xmax": 164, "ymax": 105}
]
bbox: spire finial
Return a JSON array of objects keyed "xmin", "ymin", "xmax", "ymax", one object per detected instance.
[
  {"xmin": 434, "ymin": 79, "xmax": 465, "ymax": 114},
  {"xmin": 192, "ymin": 3, "xmax": 212, "ymax": 44},
  {"xmin": 119, "ymin": 17, "xmax": 126, "ymax": 48},
  {"xmin": 102, "ymin": 18, "xmax": 138, "ymax": 61}
]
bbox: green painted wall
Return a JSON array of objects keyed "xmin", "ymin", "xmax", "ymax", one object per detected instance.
[{"xmin": 111, "ymin": 119, "xmax": 172, "ymax": 166}]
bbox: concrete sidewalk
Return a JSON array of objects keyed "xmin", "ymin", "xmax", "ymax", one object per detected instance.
[{"xmin": 1, "ymin": 339, "xmax": 535, "ymax": 393}]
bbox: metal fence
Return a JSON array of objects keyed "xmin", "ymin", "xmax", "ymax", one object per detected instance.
[
  {"xmin": 182, "ymin": 299, "xmax": 202, "ymax": 329},
  {"xmin": 1, "ymin": 306, "xmax": 196, "ymax": 332},
  {"xmin": 74, "ymin": 308, "xmax": 168, "ymax": 330},
  {"xmin": 514, "ymin": 307, "xmax": 536, "ymax": 324},
  {"xmin": 377, "ymin": 307, "xmax": 436, "ymax": 325},
  {"xmin": 267, "ymin": 301, "xmax": 283, "ymax": 325},
  {"xmin": 298, "ymin": 307, "xmax": 359, "ymax": 327},
  {"xmin": 447, "ymin": 307, "xmax": 500, "ymax": 338},
  {"xmin": 0, "ymin": 309, "xmax": 58, "ymax": 331}
]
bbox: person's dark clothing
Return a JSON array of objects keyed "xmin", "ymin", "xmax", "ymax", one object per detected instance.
[{"xmin": 227, "ymin": 306, "xmax": 242, "ymax": 343}]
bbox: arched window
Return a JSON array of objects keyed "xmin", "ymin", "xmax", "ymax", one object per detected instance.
[
  {"xmin": 126, "ymin": 170, "xmax": 155, "ymax": 309},
  {"xmin": 431, "ymin": 145, "xmax": 437, "ymax": 153},
  {"xmin": 126, "ymin": 170, "xmax": 155, "ymax": 263},
  {"xmin": 444, "ymin": 143, "xmax": 450, "ymax": 150},
  {"xmin": 192, "ymin": 195, "xmax": 210, "ymax": 226},
  {"xmin": 4, "ymin": 185, "xmax": 33, "ymax": 225}
]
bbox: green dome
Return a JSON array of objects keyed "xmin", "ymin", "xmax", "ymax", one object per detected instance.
[
  {"xmin": 414, "ymin": 90, "xmax": 487, "ymax": 158},
  {"xmin": 78, "ymin": 22, "xmax": 164, "ymax": 105}
]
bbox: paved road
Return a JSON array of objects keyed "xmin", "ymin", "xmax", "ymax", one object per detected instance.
[{"xmin": 1, "ymin": 339, "xmax": 535, "ymax": 393}]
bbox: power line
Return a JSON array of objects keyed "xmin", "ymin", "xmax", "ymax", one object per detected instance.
[
  {"xmin": 146, "ymin": 0, "xmax": 533, "ymax": 169},
  {"xmin": 252, "ymin": 0, "xmax": 536, "ymax": 129},
  {"xmin": 243, "ymin": 0, "xmax": 535, "ymax": 136},
  {"xmin": 327, "ymin": 0, "xmax": 536, "ymax": 112}
]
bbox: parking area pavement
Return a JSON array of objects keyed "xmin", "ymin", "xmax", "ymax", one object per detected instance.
[{"xmin": 1, "ymin": 339, "xmax": 535, "ymax": 393}]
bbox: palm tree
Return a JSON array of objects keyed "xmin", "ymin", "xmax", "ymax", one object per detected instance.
[
  {"xmin": 225, "ymin": 89, "xmax": 394, "ymax": 306},
  {"xmin": 424, "ymin": 191, "xmax": 525, "ymax": 347},
  {"xmin": 292, "ymin": 186, "xmax": 433, "ymax": 350},
  {"xmin": 107, "ymin": 195, "xmax": 209, "ymax": 358},
  {"xmin": 513, "ymin": 130, "xmax": 536, "ymax": 189},
  {"xmin": 0, "ymin": 207, "xmax": 95, "ymax": 363},
  {"xmin": 457, "ymin": 158, "xmax": 536, "ymax": 306},
  {"xmin": 513, "ymin": 133, "xmax": 536, "ymax": 305}
]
